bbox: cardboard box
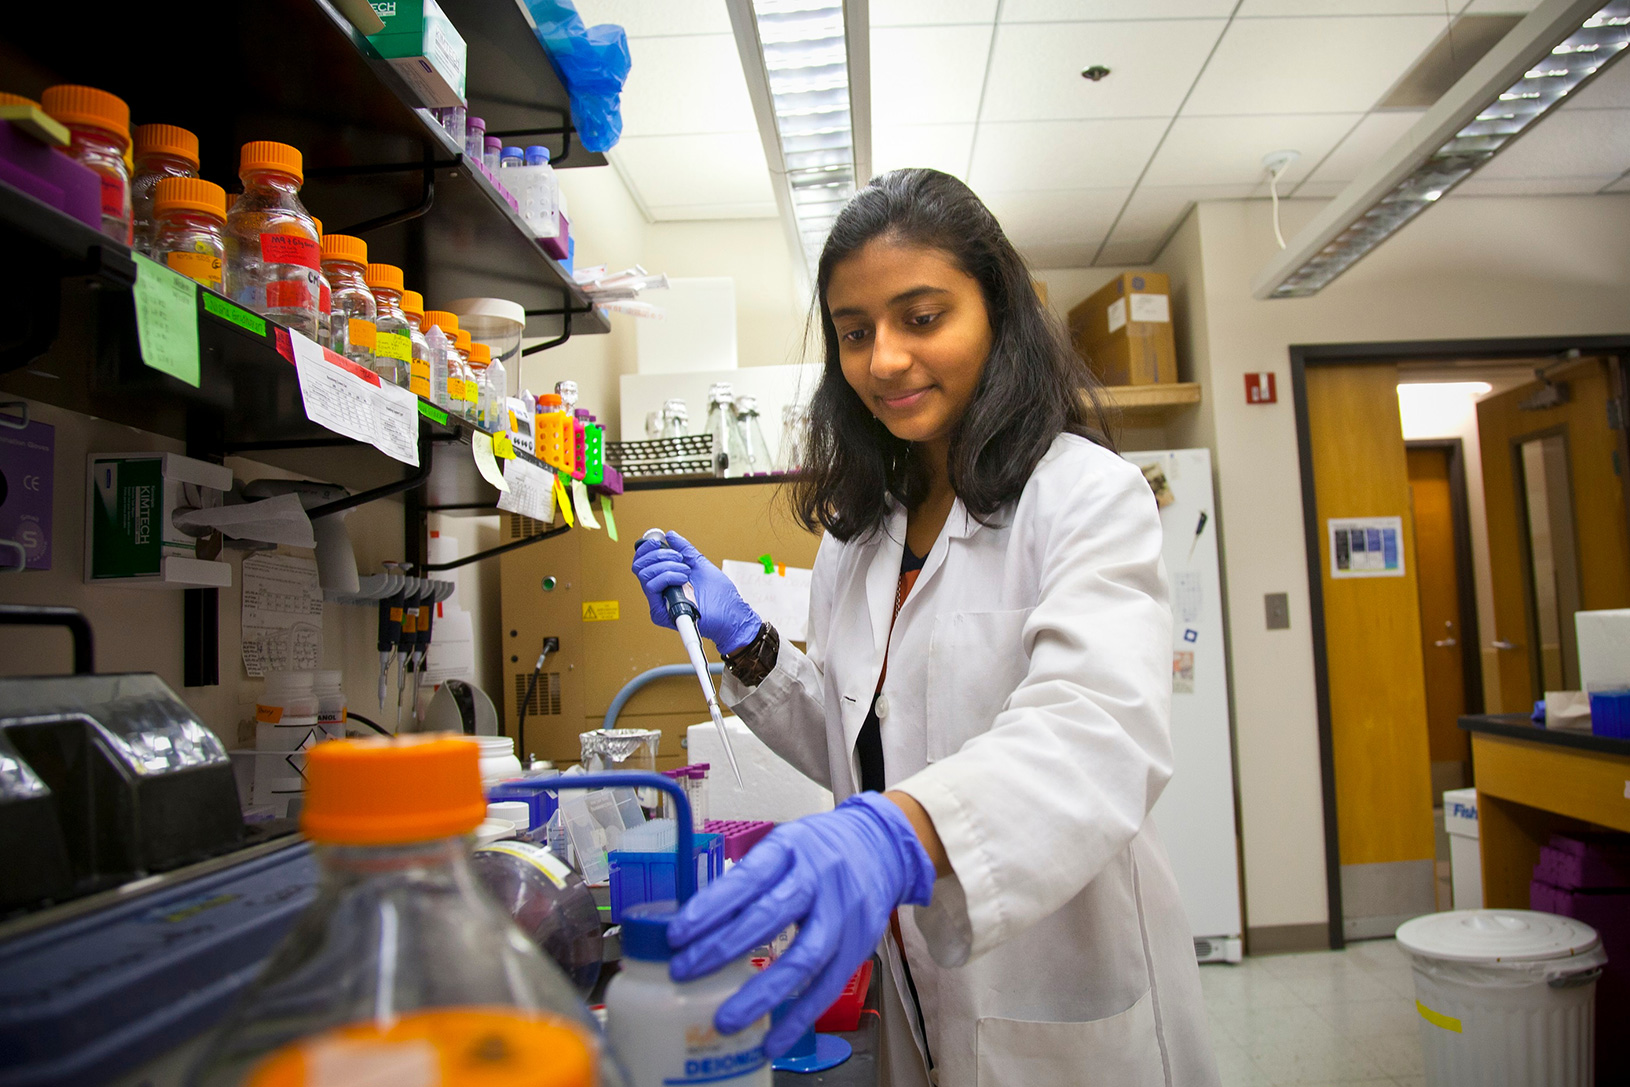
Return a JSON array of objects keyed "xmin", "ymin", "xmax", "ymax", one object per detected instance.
[
  {"xmin": 1067, "ymin": 271, "xmax": 1177, "ymax": 386},
  {"xmin": 85, "ymin": 452, "xmax": 233, "ymax": 588},
  {"xmin": 368, "ymin": 0, "xmax": 467, "ymax": 108}
]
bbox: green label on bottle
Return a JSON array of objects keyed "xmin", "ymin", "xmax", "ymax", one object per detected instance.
[{"xmin": 202, "ymin": 291, "xmax": 268, "ymax": 337}]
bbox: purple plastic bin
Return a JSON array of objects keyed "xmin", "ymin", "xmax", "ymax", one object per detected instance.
[
  {"xmin": 704, "ymin": 819, "xmax": 775, "ymax": 863},
  {"xmin": 0, "ymin": 121, "xmax": 101, "ymax": 230}
]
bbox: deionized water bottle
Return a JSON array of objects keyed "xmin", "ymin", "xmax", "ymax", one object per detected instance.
[
  {"xmin": 130, "ymin": 124, "xmax": 198, "ymax": 256},
  {"xmin": 224, "ymin": 142, "xmax": 321, "ymax": 337},
  {"xmin": 186, "ymin": 736, "xmax": 623, "ymax": 1087}
]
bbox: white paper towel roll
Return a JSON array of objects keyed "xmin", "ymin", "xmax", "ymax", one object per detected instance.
[{"xmin": 687, "ymin": 716, "xmax": 833, "ymax": 823}]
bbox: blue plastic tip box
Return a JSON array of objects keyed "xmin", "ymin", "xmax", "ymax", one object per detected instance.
[
  {"xmin": 609, "ymin": 832, "xmax": 724, "ymax": 922},
  {"xmin": 485, "ymin": 778, "xmax": 561, "ymax": 829}
]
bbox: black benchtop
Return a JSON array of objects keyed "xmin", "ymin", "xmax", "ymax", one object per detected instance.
[{"xmin": 1459, "ymin": 713, "xmax": 1630, "ymax": 758}]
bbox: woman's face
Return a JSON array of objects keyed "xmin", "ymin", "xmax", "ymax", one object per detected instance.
[{"xmin": 826, "ymin": 238, "xmax": 993, "ymax": 451}]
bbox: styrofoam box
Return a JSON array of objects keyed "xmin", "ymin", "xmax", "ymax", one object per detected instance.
[{"xmin": 1577, "ymin": 609, "xmax": 1630, "ymax": 692}]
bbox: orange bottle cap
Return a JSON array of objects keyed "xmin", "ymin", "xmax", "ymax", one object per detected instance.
[
  {"xmin": 468, "ymin": 342, "xmax": 491, "ymax": 364},
  {"xmin": 401, "ymin": 290, "xmax": 425, "ymax": 318},
  {"xmin": 245, "ymin": 1008, "xmax": 595, "ymax": 1087},
  {"xmin": 240, "ymin": 140, "xmax": 303, "ymax": 185},
  {"xmin": 41, "ymin": 84, "xmax": 130, "ymax": 149},
  {"xmin": 349, "ymin": 319, "xmax": 378, "ymax": 350},
  {"xmin": 320, "ymin": 233, "xmax": 367, "ymax": 267},
  {"xmin": 364, "ymin": 262, "xmax": 403, "ymax": 291},
  {"xmin": 455, "ymin": 329, "xmax": 472, "ymax": 351},
  {"xmin": 153, "ymin": 177, "xmax": 226, "ymax": 220},
  {"xmin": 133, "ymin": 123, "xmax": 199, "ymax": 167},
  {"xmin": 538, "ymin": 394, "xmax": 563, "ymax": 407},
  {"xmin": 0, "ymin": 92, "xmax": 41, "ymax": 109},
  {"xmin": 301, "ymin": 736, "xmax": 485, "ymax": 845},
  {"xmin": 421, "ymin": 310, "xmax": 459, "ymax": 335}
]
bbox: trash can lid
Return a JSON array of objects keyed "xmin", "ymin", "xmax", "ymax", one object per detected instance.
[{"xmin": 1396, "ymin": 910, "xmax": 1600, "ymax": 964}]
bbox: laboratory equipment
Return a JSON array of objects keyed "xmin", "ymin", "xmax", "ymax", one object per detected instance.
[
  {"xmin": 422, "ymin": 310, "xmax": 459, "ymax": 409},
  {"xmin": 224, "ymin": 141, "xmax": 321, "ymax": 337},
  {"xmin": 364, "ymin": 262, "xmax": 413, "ymax": 387},
  {"xmin": 467, "ymin": 340, "xmax": 491, "ymax": 418},
  {"xmin": 471, "ymin": 838, "xmax": 603, "ymax": 996},
  {"xmin": 402, "ymin": 290, "xmax": 431, "ymax": 396},
  {"xmin": 185, "ymin": 736, "xmax": 615, "ymax": 1087},
  {"xmin": 608, "ymin": 825, "xmax": 724, "ymax": 921},
  {"xmin": 482, "ymin": 347, "xmax": 508, "ymax": 429},
  {"xmin": 130, "ymin": 123, "xmax": 198, "ymax": 256},
  {"xmin": 704, "ymin": 382, "xmax": 742, "ymax": 477},
  {"xmin": 463, "ymin": 114, "xmax": 486, "ymax": 160},
  {"xmin": 475, "ymin": 734, "xmax": 524, "ymax": 782},
  {"xmin": 660, "ymin": 398, "xmax": 688, "ymax": 440},
  {"xmin": 311, "ymin": 215, "xmax": 333, "ymax": 348},
  {"xmin": 452, "ymin": 328, "xmax": 475, "ymax": 418},
  {"xmin": 319, "ymin": 233, "xmax": 376, "ymax": 366},
  {"xmin": 423, "ymin": 678, "xmax": 501, "ymax": 738},
  {"xmin": 704, "ymin": 819, "xmax": 774, "ymax": 862},
  {"xmin": 41, "ymin": 84, "xmax": 130, "ymax": 242},
  {"xmin": 639, "ymin": 526, "xmax": 744, "ymax": 786},
  {"xmin": 150, "ymin": 177, "xmax": 227, "ymax": 292},
  {"xmin": 312, "ymin": 670, "xmax": 346, "ymax": 739},
  {"xmin": 734, "ymin": 395, "xmax": 774, "ymax": 476},
  {"xmin": 375, "ymin": 582, "xmax": 403, "ymax": 709},
  {"xmin": 484, "ymin": 135, "xmax": 502, "ymax": 173},
  {"xmin": 449, "ymin": 296, "xmax": 526, "ymax": 389}
]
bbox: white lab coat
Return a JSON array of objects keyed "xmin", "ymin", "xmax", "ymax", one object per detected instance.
[{"xmin": 721, "ymin": 434, "xmax": 1219, "ymax": 1087}]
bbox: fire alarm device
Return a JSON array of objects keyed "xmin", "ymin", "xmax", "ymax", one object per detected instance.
[{"xmin": 1245, "ymin": 373, "xmax": 1277, "ymax": 404}]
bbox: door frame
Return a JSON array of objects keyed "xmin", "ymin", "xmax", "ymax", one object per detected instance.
[
  {"xmin": 1404, "ymin": 437, "xmax": 1485, "ymax": 719},
  {"xmin": 1509, "ymin": 424, "xmax": 1582, "ymax": 698},
  {"xmin": 1289, "ymin": 334, "xmax": 1630, "ymax": 950}
]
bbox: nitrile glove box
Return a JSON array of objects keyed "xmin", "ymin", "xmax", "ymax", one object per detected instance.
[{"xmin": 368, "ymin": 0, "xmax": 467, "ymax": 108}]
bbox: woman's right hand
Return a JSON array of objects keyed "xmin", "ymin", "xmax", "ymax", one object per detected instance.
[{"xmin": 631, "ymin": 531, "xmax": 763, "ymax": 654}]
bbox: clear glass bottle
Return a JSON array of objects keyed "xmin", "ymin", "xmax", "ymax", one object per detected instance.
[
  {"xmin": 555, "ymin": 380, "xmax": 578, "ymax": 412},
  {"xmin": 421, "ymin": 311, "xmax": 460, "ymax": 410},
  {"xmin": 130, "ymin": 124, "xmax": 199, "ymax": 257},
  {"xmin": 467, "ymin": 342, "xmax": 493, "ymax": 427},
  {"xmin": 320, "ymin": 234, "xmax": 376, "ymax": 367},
  {"xmin": 401, "ymin": 290, "xmax": 432, "ymax": 399},
  {"xmin": 310, "ymin": 216, "xmax": 332, "ymax": 349},
  {"xmin": 348, "ymin": 319, "xmax": 379, "ymax": 376},
  {"xmin": 41, "ymin": 84, "xmax": 132, "ymax": 244},
  {"xmin": 150, "ymin": 178, "xmax": 226, "ymax": 292},
  {"xmin": 448, "ymin": 330, "xmax": 471, "ymax": 419},
  {"xmin": 364, "ymin": 263, "xmax": 413, "ymax": 388},
  {"xmin": 660, "ymin": 399, "xmax": 689, "ymax": 441},
  {"xmin": 705, "ymin": 383, "xmax": 739, "ymax": 478},
  {"xmin": 185, "ymin": 736, "xmax": 619, "ymax": 1087},
  {"xmin": 733, "ymin": 395, "xmax": 774, "ymax": 477},
  {"xmin": 224, "ymin": 142, "xmax": 321, "ymax": 337},
  {"xmin": 778, "ymin": 404, "xmax": 808, "ymax": 473}
]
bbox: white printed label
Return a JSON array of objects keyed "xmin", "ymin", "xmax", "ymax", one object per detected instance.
[
  {"xmin": 1106, "ymin": 297, "xmax": 1127, "ymax": 334},
  {"xmin": 290, "ymin": 330, "xmax": 420, "ymax": 467},
  {"xmin": 479, "ymin": 839, "xmax": 570, "ymax": 889},
  {"xmin": 498, "ymin": 457, "xmax": 556, "ymax": 524},
  {"xmin": 1130, "ymin": 293, "xmax": 1170, "ymax": 323}
]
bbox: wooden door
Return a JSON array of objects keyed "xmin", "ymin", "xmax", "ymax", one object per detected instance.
[
  {"xmin": 1477, "ymin": 358, "xmax": 1630, "ymax": 710},
  {"xmin": 1407, "ymin": 446, "xmax": 1470, "ymax": 787},
  {"xmin": 1307, "ymin": 363, "xmax": 1437, "ymax": 939}
]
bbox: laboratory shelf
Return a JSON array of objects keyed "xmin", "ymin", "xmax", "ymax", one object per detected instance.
[
  {"xmin": 0, "ymin": 0, "xmax": 608, "ymax": 339},
  {"xmin": 1101, "ymin": 381, "xmax": 1203, "ymax": 418}
]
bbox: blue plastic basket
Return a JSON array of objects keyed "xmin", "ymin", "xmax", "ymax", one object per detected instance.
[
  {"xmin": 1590, "ymin": 689, "xmax": 1630, "ymax": 738},
  {"xmin": 484, "ymin": 779, "xmax": 561, "ymax": 830},
  {"xmin": 609, "ymin": 832, "xmax": 724, "ymax": 922}
]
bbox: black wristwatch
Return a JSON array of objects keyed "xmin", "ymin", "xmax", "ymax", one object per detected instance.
[{"xmin": 722, "ymin": 622, "xmax": 779, "ymax": 687}]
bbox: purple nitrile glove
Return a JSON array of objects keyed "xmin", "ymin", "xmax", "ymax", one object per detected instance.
[
  {"xmin": 666, "ymin": 793, "xmax": 937, "ymax": 1057},
  {"xmin": 631, "ymin": 531, "xmax": 762, "ymax": 654}
]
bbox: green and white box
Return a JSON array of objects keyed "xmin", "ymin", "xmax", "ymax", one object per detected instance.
[
  {"xmin": 85, "ymin": 453, "xmax": 233, "ymax": 588},
  {"xmin": 368, "ymin": 0, "xmax": 468, "ymax": 108}
]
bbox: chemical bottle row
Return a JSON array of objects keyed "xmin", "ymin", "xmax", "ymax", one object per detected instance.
[{"xmin": 651, "ymin": 382, "xmax": 778, "ymax": 477}]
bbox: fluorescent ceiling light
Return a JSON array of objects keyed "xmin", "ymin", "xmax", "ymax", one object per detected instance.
[
  {"xmin": 1255, "ymin": 0, "xmax": 1629, "ymax": 300},
  {"xmin": 728, "ymin": 0, "xmax": 871, "ymax": 287}
]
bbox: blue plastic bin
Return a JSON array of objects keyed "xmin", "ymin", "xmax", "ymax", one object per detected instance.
[
  {"xmin": 1590, "ymin": 689, "xmax": 1630, "ymax": 738},
  {"xmin": 485, "ymin": 779, "xmax": 560, "ymax": 830},
  {"xmin": 609, "ymin": 832, "xmax": 724, "ymax": 922}
]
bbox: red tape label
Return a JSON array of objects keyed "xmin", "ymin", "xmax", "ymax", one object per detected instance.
[{"xmin": 260, "ymin": 232, "xmax": 320, "ymax": 271}]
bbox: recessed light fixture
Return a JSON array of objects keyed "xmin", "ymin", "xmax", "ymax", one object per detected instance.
[
  {"xmin": 1254, "ymin": 0, "xmax": 1629, "ymax": 299},
  {"xmin": 1081, "ymin": 65, "xmax": 1112, "ymax": 81}
]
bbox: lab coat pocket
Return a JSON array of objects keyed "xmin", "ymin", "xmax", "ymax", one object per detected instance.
[
  {"xmin": 975, "ymin": 990, "xmax": 1164, "ymax": 1087},
  {"xmin": 924, "ymin": 608, "xmax": 1033, "ymax": 762}
]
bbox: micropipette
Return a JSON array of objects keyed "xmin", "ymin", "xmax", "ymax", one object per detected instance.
[
  {"xmin": 640, "ymin": 527, "xmax": 744, "ymax": 787},
  {"xmin": 377, "ymin": 590, "xmax": 403, "ymax": 709}
]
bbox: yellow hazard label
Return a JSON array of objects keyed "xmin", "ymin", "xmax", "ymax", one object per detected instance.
[
  {"xmin": 1417, "ymin": 1001, "xmax": 1461, "ymax": 1033},
  {"xmin": 582, "ymin": 600, "xmax": 620, "ymax": 622}
]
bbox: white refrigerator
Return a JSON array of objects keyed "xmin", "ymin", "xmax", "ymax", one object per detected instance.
[{"xmin": 1129, "ymin": 448, "xmax": 1244, "ymax": 963}]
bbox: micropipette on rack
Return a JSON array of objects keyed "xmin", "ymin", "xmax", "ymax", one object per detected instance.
[{"xmin": 641, "ymin": 527, "xmax": 744, "ymax": 787}]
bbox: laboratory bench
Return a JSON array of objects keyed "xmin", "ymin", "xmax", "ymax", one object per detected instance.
[{"xmin": 1458, "ymin": 713, "xmax": 1630, "ymax": 908}]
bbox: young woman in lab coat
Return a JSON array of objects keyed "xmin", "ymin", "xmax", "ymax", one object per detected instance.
[{"xmin": 633, "ymin": 168, "xmax": 1218, "ymax": 1087}]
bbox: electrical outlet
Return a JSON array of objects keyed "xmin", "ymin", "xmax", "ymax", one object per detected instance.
[{"xmin": 1265, "ymin": 593, "xmax": 1290, "ymax": 630}]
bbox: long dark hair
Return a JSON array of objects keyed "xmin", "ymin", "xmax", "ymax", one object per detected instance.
[{"xmin": 791, "ymin": 168, "xmax": 1113, "ymax": 542}]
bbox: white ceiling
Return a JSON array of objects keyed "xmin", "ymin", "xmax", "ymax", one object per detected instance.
[{"xmin": 573, "ymin": 0, "xmax": 1630, "ymax": 266}]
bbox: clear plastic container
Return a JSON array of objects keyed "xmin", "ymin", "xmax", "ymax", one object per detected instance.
[
  {"xmin": 151, "ymin": 178, "xmax": 226, "ymax": 292},
  {"xmin": 500, "ymin": 146, "xmax": 525, "ymax": 169},
  {"xmin": 130, "ymin": 123, "xmax": 199, "ymax": 256},
  {"xmin": 320, "ymin": 234, "xmax": 377, "ymax": 366},
  {"xmin": 401, "ymin": 290, "xmax": 432, "ymax": 399},
  {"xmin": 484, "ymin": 136, "xmax": 503, "ymax": 174},
  {"xmin": 422, "ymin": 311, "xmax": 458, "ymax": 410},
  {"xmin": 463, "ymin": 115, "xmax": 486, "ymax": 161},
  {"xmin": 519, "ymin": 145, "xmax": 559, "ymax": 241},
  {"xmin": 224, "ymin": 142, "xmax": 321, "ymax": 337},
  {"xmin": 471, "ymin": 838, "xmax": 603, "ymax": 997},
  {"xmin": 364, "ymin": 263, "xmax": 413, "ymax": 388},
  {"xmin": 606, "ymin": 902, "xmax": 771, "ymax": 1087},
  {"xmin": 448, "ymin": 297, "xmax": 525, "ymax": 390},
  {"xmin": 312, "ymin": 669, "xmax": 346, "ymax": 739},
  {"xmin": 467, "ymin": 342, "xmax": 494, "ymax": 426},
  {"xmin": 41, "ymin": 84, "xmax": 131, "ymax": 244},
  {"xmin": 255, "ymin": 670, "xmax": 319, "ymax": 751},
  {"xmin": 186, "ymin": 736, "xmax": 616, "ymax": 1087}
]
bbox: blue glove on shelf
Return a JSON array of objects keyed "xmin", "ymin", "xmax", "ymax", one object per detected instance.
[
  {"xmin": 667, "ymin": 793, "xmax": 937, "ymax": 1057},
  {"xmin": 631, "ymin": 531, "xmax": 762, "ymax": 655}
]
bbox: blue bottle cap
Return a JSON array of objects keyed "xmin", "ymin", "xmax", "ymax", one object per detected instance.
[
  {"xmin": 525, "ymin": 145, "xmax": 551, "ymax": 166},
  {"xmin": 621, "ymin": 900, "xmax": 678, "ymax": 962},
  {"xmin": 500, "ymin": 146, "xmax": 524, "ymax": 162}
]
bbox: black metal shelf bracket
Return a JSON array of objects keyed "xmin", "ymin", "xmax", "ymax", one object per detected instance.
[
  {"xmin": 487, "ymin": 107, "xmax": 577, "ymax": 165},
  {"xmin": 522, "ymin": 301, "xmax": 597, "ymax": 356},
  {"xmin": 306, "ymin": 425, "xmax": 436, "ymax": 519},
  {"xmin": 421, "ymin": 520, "xmax": 571, "ymax": 572},
  {"xmin": 311, "ymin": 151, "xmax": 446, "ymax": 237}
]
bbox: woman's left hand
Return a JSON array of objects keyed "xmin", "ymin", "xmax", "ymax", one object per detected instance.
[{"xmin": 667, "ymin": 793, "xmax": 937, "ymax": 1056}]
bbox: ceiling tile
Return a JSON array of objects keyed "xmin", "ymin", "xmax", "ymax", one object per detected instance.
[
  {"xmin": 1460, "ymin": 0, "xmax": 1541, "ymax": 11},
  {"xmin": 1476, "ymin": 109, "xmax": 1630, "ymax": 179},
  {"xmin": 871, "ymin": 0, "xmax": 998, "ymax": 26},
  {"xmin": 612, "ymin": 133, "xmax": 777, "ymax": 210},
  {"xmin": 969, "ymin": 119, "xmax": 1169, "ymax": 190},
  {"xmin": 1143, "ymin": 114, "xmax": 1360, "ymax": 184},
  {"xmin": 1604, "ymin": 173, "xmax": 1630, "ymax": 192},
  {"xmin": 1095, "ymin": 239, "xmax": 1164, "ymax": 266},
  {"xmin": 1003, "ymin": 0, "xmax": 1236, "ymax": 19},
  {"xmin": 979, "ymin": 187, "xmax": 1128, "ymax": 254},
  {"xmin": 979, "ymin": 20, "xmax": 1228, "ymax": 122},
  {"xmin": 616, "ymin": 34, "xmax": 757, "ymax": 137},
  {"xmin": 1297, "ymin": 110, "xmax": 1423, "ymax": 188},
  {"xmin": 872, "ymin": 25, "xmax": 994, "ymax": 126},
  {"xmin": 1107, "ymin": 182, "xmax": 1259, "ymax": 245},
  {"xmin": 871, "ymin": 124, "xmax": 977, "ymax": 179},
  {"xmin": 1451, "ymin": 176, "xmax": 1610, "ymax": 195},
  {"xmin": 643, "ymin": 201, "xmax": 781, "ymax": 219},
  {"xmin": 1291, "ymin": 178, "xmax": 1356, "ymax": 197},
  {"xmin": 1561, "ymin": 54, "xmax": 1630, "ymax": 110},
  {"xmin": 1239, "ymin": 0, "xmax": 1455, "ymax": 12},
  {"xmin": 571, "ymin": 0, "xmax": 733, "ymax": 37},
  {"xmin": 1024, "ymin": 240, "xmax": 1109, "ymax": 266},
  {"xmin": 1184, "ymin": 16, "xmax": 1448, "ymax": 115}
]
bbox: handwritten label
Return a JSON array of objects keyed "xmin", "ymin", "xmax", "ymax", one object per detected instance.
[
  {"xmin": 472, "ymin": 431, "xmax": 509, "ymax": 492},
  {"xmin": 259, "ymin": 232, "xmax": 320, "ymax": 270},
  {"xmin": 164, "ymin": 250, "xmax": 222, "ymax": 291},
  {"xmin": 202, "ymin": 291, "xmax": 266, "ymax": 336},
  {"xmin": 571, "ymin": 479, "xmax": 600, "ymax": 529},
  {"xmin": 131, "ymin": 254, "xmax": 201, "ymax": 387},
  {"xmin": 497, "ymin": 457, "xmax": 556, "ymax": 524}
]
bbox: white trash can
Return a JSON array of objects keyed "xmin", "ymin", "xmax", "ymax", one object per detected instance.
[{"xmin": 1396, "ymin": 910, "xmax": 1606, "ymax": 1087}]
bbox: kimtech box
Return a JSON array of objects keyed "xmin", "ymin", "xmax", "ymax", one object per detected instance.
[
  {"xmin": 1067, "ymin": 271, "xmax": 1177, "ymax": 386},
  {"xmin": 85, "ymin": 452, "xmax": 233, "ymax": 588},
  {"xmin": 368, "ymin": 0, "xmax": 468, "ymax": 109}
]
